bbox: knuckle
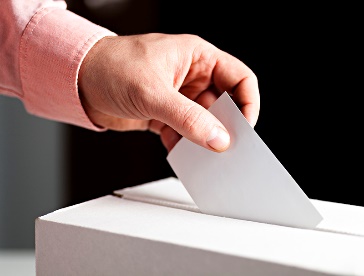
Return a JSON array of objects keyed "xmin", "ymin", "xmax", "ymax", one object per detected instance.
[
  {"xmin": 181, "ymin": 105, "xmax": 204, "ymax": 134},
  {"xmin": 250, "ymin": 71, "xmax": 258, "ymax": 82}
]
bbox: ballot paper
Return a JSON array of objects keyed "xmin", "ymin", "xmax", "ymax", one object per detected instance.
[{"xmin": 167, "ymin": 92, "xmax": 323, "ymax": 229}]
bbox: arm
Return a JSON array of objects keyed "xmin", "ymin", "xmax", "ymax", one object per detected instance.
[
  {"xmin": 0, "ymin": 0, "xmax": 116, "ymax": 130},
  {"xmin": 1, "ymin": 1, "xmax": 260, "ymax": 152}
]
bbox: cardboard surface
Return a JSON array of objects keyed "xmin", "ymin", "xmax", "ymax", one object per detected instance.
[
  {"xmin": 167, "ymin": 92, "xmax": 322, "ymax": 228},
  {"xmin": 36, "ymin": 177, "xmax": 364, "ymax": 276}
]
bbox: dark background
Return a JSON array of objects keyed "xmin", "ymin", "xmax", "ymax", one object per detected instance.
[{"xmin": 64, "ymin": 0, "xmax": 362, "ymax": 207}]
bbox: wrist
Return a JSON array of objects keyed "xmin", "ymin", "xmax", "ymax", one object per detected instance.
[{"xmin": 78, "ymin": 36, "xmax": 115, "ymax": 127}]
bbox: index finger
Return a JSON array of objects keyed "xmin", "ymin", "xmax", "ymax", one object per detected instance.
[{"xmin": 213, "ymin": 51, "xmax": 260, "ymax": 127}]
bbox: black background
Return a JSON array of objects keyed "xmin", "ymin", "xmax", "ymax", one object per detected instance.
[{"xmin": 64, "ymin": 1, "xmax": 362, "ymax": 207}]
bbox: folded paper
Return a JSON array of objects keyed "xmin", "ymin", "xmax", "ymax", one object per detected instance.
[{"xmin": 167, "ymin": 92, "xmax": 323, "ymax": 228}]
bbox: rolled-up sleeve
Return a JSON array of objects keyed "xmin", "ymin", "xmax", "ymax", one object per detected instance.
[{"xmin": 0, "ymin": 0, "xmax": 116, "ymax": 131}]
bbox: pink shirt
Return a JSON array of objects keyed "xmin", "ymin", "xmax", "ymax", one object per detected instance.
[{"xmin": 0, "ymin": 0, "xmax": 116, "ymax": 130}]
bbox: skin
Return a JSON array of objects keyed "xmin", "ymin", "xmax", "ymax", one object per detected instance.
[{"xmin": 78, "ymin": 33, "xmax": 260, "ymax": 153}]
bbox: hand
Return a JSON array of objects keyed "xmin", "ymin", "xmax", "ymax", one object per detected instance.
[{"xmin": 78, "ymin": 33, "xmax": 260, "ymax": 152}]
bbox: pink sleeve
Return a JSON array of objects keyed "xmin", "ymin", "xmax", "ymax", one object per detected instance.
[{"xmin": 0, "ymin": 0, "xmax": 117, "ymax": 131}]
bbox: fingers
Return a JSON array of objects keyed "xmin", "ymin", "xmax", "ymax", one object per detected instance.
[
  {"xmin": 213, "ymin": 51, "xmax": 260, "ymax": 127},
  {"xmin": 148, "ymin": 119, "xmax": 165, "ymax": 135},
  {"xmin": 82, "ymin": 104, "xmax": 150, "ymax": 131},
  {"xmin": 159, "ymin": 90, "xmax": 218, "ymax": 152},
  {"xmin": 194, "ymin": 90, "xmax": 219, "ymax": 109},
  {"xmin": 160, "ymin": 125, "xmax": 181, "ymax": 152},
  {"xmin": 232, "ymin": 77, "xmax": 260, "ymax": 127},
  {"xmin": 153, "ymin": 89, "xmax": 230, "ymax": 153}
]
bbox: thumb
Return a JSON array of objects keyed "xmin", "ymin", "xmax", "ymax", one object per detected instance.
[{"xmin": 154, "ymin": 90, "xmax": 230, "ymax": 152}]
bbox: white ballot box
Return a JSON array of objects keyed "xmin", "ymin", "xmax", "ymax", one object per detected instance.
[{"xmin": 36, "ymin": 177, "xmax": 364, "ymax": 276}]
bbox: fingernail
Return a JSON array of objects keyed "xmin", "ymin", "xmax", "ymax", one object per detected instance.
[{"xmin": 207, "ymin": 126, "xmax": 230, "ymax": 151}]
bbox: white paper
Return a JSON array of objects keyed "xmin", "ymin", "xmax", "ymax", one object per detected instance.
[{"xmin": 167, "ymin": 92, "xmax": 323, "ymax": 228}]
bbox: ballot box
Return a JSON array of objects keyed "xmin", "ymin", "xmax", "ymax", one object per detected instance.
[{"xmin": 36, "ymin": 177, "xmax": 364, "ymax": 276}]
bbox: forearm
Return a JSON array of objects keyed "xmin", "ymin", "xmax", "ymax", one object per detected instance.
[{"xmin": 0, "ymin": 0, "xmax": 116, "ymax": 130}]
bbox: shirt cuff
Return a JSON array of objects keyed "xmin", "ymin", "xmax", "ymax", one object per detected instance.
[{"xmin": 19, "ymin": 7, "xmax": 117, "ymax": 131}]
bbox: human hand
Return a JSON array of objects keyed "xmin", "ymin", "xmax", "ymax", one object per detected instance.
[{"xmin": 78, "ymin": 33, "xmax": 260, "ymax": 152}]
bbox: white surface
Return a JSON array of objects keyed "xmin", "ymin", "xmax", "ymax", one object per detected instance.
[
  {"xmin": 167, "ymin": 92, "xmax": 322, "ymax": 228},
  {"xmin": 0, "ymin": 249, "xmax": 35, "ymax": 276},
  {"xmin": 37, "ymin": 178, "xmax": 364, "ymax": 276}
]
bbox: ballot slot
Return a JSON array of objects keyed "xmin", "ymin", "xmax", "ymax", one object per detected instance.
[
  {"xmin": 113, "ymin": 177, "xmax": 364, "ymax": 238},
  {"xmin": 113, "ymin": 177, "xmax": 200, "ymax": 213},
  {"xmin": 113, "ymin": 193, "xmax": 200, "ymax": 213}
]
